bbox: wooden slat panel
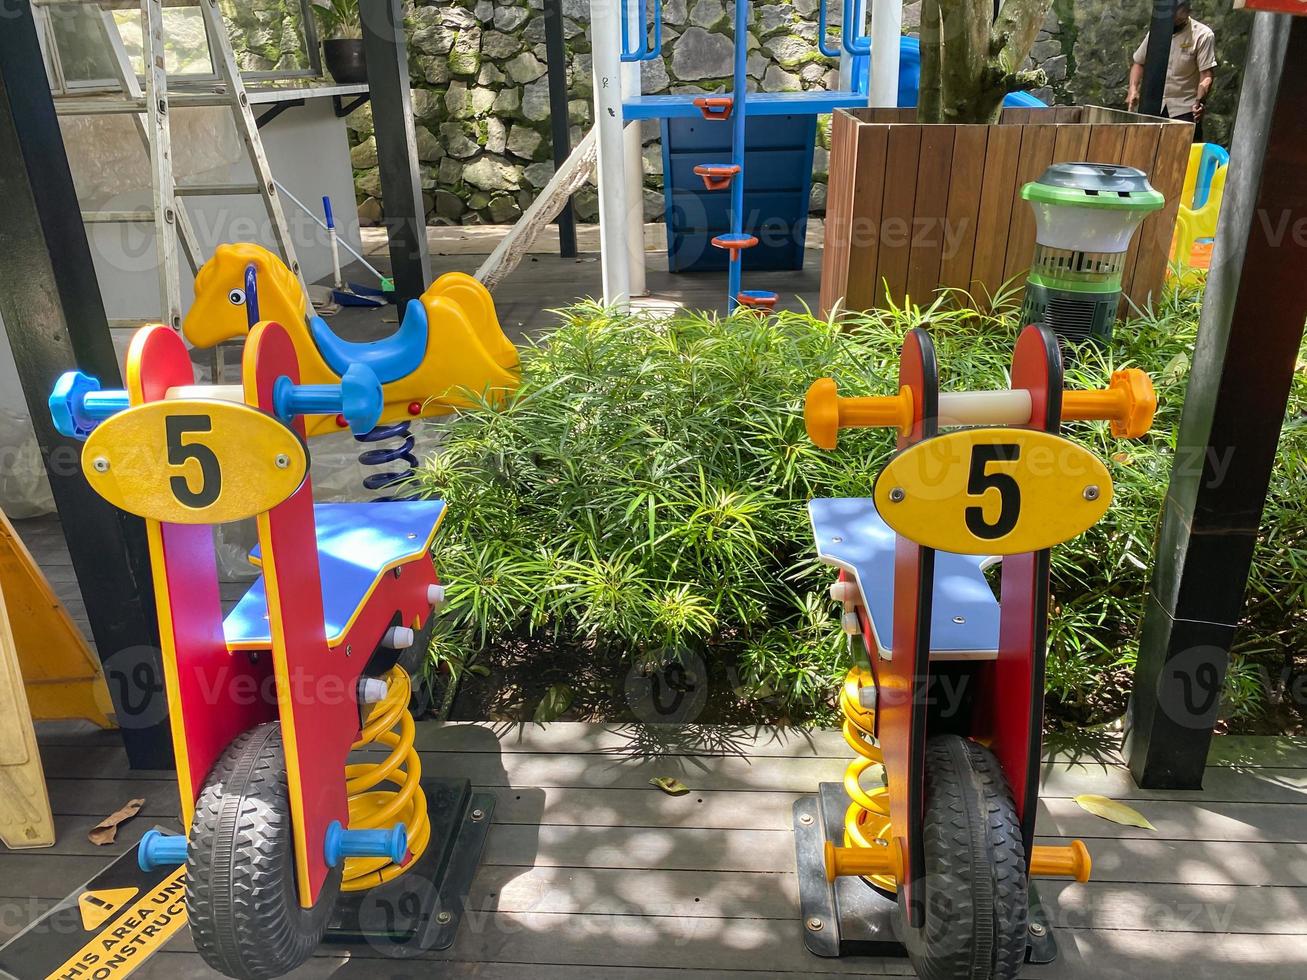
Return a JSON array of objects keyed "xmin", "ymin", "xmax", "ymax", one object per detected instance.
[
  {"xmin": 1086, "ymin": 124, "xmax": 1129, "ymax": 166},
  {"xmin": 904, "ymin": 124, "xmax": 956, "ymax": 304},
  {"xmin": 1115, "ymin": 122, "xmax": 1164, "ymax": 308},
  {"xmin": 1051, "ymin": 124, "xmax": 1092, "ymax": 168},
  {"xmin": 819, "ymin": 110, "xmax": 858, "ymax": 315},
  {"xmin": 970, "ymin": 124, "xmax": 1023, "ymax": 300},
  {"xmin": 1125, "ymin": 120, "xmax": 1193, "ymax": 312},
  {"xmin": 937, "ymin": 127, "xmax": 988, "ymax": 294},
  {"xmin": 1003, "ymin": 122, "xmax": 1059, "ymax": 283},
  {"xmin": 875, "ymin": 125, "xmax": 924, "ymax": 306},
  {"xmin": 1039, "ymin": 879, "xmax": 1307, "ymax": 936},
  {"xmin": 844, "ymin": 122, "xmax": 890, "ymax": 312}
]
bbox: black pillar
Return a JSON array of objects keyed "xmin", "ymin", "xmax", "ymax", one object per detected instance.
[
  {"xmin": 544, "ymin": 0, "xmax": 578, "ymax": 258},
  {"xmin": 1125, "ymin": 12, "xmax": 1307, "ymax": 789},
  {"xmin": 0, "ymin": 3, "xmax": 171, "ymax": 769},
  {"xmin": 361, "ymin": 0, "xmax": 432, "ymax": 307},
  {"xmin": 1140, "ymin": 1, "xmax": 1176, "ymax": 116}
]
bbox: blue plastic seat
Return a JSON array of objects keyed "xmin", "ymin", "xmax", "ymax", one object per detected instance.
[
  {"xmin": 224, "ymin": 500, "xmax": 446, "ymax": 650},
  {"xmin": 308, "ymin": 299, "xmax": 429, "ymax": 384},
  {"xmin": 808, "ymin": 497, "xmax": 1001, "ymax": 660}
]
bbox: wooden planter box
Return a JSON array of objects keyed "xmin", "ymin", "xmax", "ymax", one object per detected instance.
[{"xmin": 819, "ymin": 106, "xmax": 1192, "ymax": 317}]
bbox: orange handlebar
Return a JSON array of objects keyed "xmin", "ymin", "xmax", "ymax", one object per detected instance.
[
  {"xmin": 1062, "ymin": 368, "xmax": 1156, "ymax": 439},
  {"xmin": 804, "ymin": 369, "xmax": 1156, "ymax": 449},
  {"xmin": 804, "ymin": 378, "xmax": 914, "ymax": 449}
]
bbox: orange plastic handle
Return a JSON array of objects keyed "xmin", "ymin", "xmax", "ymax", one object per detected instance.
[
  {"xmin": 1029, "ymin": 840, "xmax": 1092, "ymax": 882},
  {"xmin": 804, "ymin": 377, "xmax": 914, "ymax": 448},
  {"xmin": 1061, "ymin": 368, "xmax": 1156, "ymax": 439}
]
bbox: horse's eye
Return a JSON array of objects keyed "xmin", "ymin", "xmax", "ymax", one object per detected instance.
[{"xmin": 228, "ymin": 288, "xmax": 246, "ymax": 305}]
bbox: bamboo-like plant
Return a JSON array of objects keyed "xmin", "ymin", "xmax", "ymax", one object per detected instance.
[{"xmin": 918, "ymin": 0, "xmax": 1054, "ymax": 124}]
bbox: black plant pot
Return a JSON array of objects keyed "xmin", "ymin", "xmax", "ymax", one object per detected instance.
[{"xmin": 323, "ymin": 38, "xmax": 367, "ymax": 84}]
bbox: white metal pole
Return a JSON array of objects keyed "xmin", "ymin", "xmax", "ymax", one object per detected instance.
[
  {"xmin": 590, "ymin": 0, "xmax": 632, "ymax": 308},
  {"xmin": 868, "ymin": 0, "xmax": 902, "ymax": 108},
  {"xmin": 621, "ymin": 0, "xmax": 647, "ymax": 297}
]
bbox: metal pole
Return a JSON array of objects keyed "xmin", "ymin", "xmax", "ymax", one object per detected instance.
[
  {"xmin": 0, "ymin": 3, "xmax": 171, "ymax": 769},
  {"xmin": 1140, "ymin": 0, "xmax": 1177, "ymax": 116},
  {"xmin": 726, "ymin": 0, "xmax": 749, "ymax": 309},
  {"xmin": 360, "ymin": 0, "xmax": 432, "ymax": 307},
  {"xmin": 544, "ymin": 0, "xmax": 577, "ymax": 258},
  {"xmin": 590, "ymin": 0, "xmax": 631, "ymax": 308},
  {"xmin": 1125, "ymin": 11, "xmax": 1306, "ymax": 789},
  {"xmin": 621, "ymin": 10, "xmax": 647, "ymax": 298},
  {"xmin": 868, "ymin": 0, "xmax": 901, "ymax": 108}
]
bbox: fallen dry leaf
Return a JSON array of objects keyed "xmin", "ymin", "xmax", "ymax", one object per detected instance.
[
  {"xmin": 650, "ymin": 777, "xmax": 689, "ymax": 796},
  {"xmin": 88, "ymin": 798, "xmax": 145, "ymax": 846},
  {"xmin": 1073, "ymin": 794, "xmax": 1156, "ymax": 831}
]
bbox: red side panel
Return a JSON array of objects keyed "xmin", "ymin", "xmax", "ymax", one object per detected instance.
[
  {"xmin": 878, "ymin": 327, "xmax": 937, "ymax": 927},
  {"xmin": 975, "ymin": 325, "xmax": 1063, "ymax": 857},
  {"xmin": 126, "ymin": 326, "xmax": 274, "ymax": 818},
  {"xmin": 243, "ymin": 321, "xmax": 356, "ymax": 907}
]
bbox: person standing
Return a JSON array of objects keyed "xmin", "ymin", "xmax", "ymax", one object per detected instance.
[{"xmin": 1126, "ymin": 1, "xmax": 1217, "ymax": 141}]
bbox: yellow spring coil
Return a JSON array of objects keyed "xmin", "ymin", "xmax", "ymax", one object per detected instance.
[
  {"xmin": 341, "ymin": 666, "xmax": 430, "ymax": 892},
  {"xmin": 839, "ymin": 664, "xmax": 896, "ymax": 892}
]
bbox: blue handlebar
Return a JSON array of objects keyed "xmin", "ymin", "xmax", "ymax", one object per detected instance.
[
  {"xmin": 273, "ymin": 362, "xmax": 383, "ymax": 435},
  {"xmin": 50, "ymin": 371, "xmax": 129, "ymax": 440},
  {"xmin": 138, "ymin": 829, "xmax": 188, "ymax": 871},
  {"xmin": 322, "ymin": 195, "xmax": 336, "ymax": 230},
  {"xmin": 323, "ymin": 820, "xmax": 408, "ymax": 868}
]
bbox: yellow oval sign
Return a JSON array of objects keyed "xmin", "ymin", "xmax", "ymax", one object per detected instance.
[
  {"xmin": 82, "ymin": 399, "xmax": 307, "ymax": 525},
  {"xmin": 873, "ymin": 428, "xmax": 1112, "ymax": 555}
]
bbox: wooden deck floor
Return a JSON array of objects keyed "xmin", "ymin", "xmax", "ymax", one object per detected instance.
[{"xmin": 3, "ymin": 722, "xmax": 1305, "ymax": 978}]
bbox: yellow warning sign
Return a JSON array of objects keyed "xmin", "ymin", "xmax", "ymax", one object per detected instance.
[
  {"xmin": 47, "ymin": 867, "xmax": 187, "ymax": 980},
  {"xmin": 76, "ymin": 887, "xmax": 139, "ymax": 931}
]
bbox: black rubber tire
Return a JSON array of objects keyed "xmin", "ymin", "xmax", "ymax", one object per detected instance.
[
  {"xmin": 899, "ymin": 735, "xmax": 1029, "ymax": 980},
  {"xmin": 186, "ymin": 723, "xmax": 342, "ymax": 980}
]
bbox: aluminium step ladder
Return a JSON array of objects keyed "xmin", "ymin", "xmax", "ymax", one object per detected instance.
[{"xmin": 32, "ymin": 0, "xmax": 309, "ymax": 332}]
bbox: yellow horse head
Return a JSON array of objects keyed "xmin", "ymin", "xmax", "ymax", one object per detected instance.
[{"xmin": 183, "ymin": 243, "xmax": 308, "ymax": 349}]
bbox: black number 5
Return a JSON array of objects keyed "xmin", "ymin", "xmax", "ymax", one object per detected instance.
[
  {"xmin": 166, "ymin": 415, "xmax": 221, "ymax": 508},
  {"xmin": 965, "ymin": 444, "xmax": 1021, "ymax": 539}
]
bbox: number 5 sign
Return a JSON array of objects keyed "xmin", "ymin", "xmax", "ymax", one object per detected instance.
[
  {"xmin": 81, "ymin": 400, "xmax": 308, "ymax": 525},
  {"xmin": 872, "ymin": 427, "xmax": 1113, "ymax": 555}
]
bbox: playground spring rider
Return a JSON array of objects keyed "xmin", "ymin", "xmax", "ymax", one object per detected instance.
[
  {"xmin": 794, "ymin": 325, "xmax": 1156, "ymax": 978},
  {"xmin": 47, "ymin": 318, "xmax": 496, "ymax": 978}
]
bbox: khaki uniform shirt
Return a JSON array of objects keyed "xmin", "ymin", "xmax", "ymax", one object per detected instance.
[{"xmin": 1133, "ymin": 18, "xmax": 1217, "ymax": 117}]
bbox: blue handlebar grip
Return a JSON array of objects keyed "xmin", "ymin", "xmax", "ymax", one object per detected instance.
[
  {"xmin": 138, "ymin": 829, "xmax": 189, "ymax": 871},
  {"xmin": 323, "ymin": 195, "xmax": 335, "ymax": 230},
  {"xmin": 49, "ymin": 370, "xmax": 130, "ymax": 440},
  {"xmin": 323, "ymin": 820, "xmax": 408, "ymax": 868},
  {"xmin": 272, "ymin": 362, "xmax": 383, "ymax": 435}
]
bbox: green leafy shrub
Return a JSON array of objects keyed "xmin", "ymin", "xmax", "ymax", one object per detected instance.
[{"xmin": 413, "ymin": 286, "xmax": 1306, "ymax": 728}]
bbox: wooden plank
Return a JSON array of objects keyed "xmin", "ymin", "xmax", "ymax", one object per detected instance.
[
  {"xmin": 1039, "ymin": 879, "xmax": 1307, "ymax": 935},
  {"xmin": 1125, "ymin": 121, "xmax": 1193, "ymax": 313},
  {"xmin": 969, "ymin": 123, "xmax": 1023, "ymax": 303},
  {"xmin": 844, "ymin": 122, "xmax": 890, "ymax": 313},
  {"xmin": 819, "ymin": 110, "xmax": 857, "ymax": 315},
  {"xmin": 1051, "ymin": 123, "xmax": 1092, "ymax": 169},
  {"xmin": 874, "ymin": 125, "xmax": 923, "ymax": 306},
  {"xmin": 1115, "ymin": 123, "xmax": 1164, "ymax": 311},
  {"xmin": 904, "ymin": 124, "xmax": 956, "ymax": 305},
  {"xmin": 1003, "ymin": 122, "xmax": 1059, "ymax": 283},
  {"xmin": 937, "ymin": 127, "xmax": 988, "ymax": 294},
  {"xmin": 1086, "ymin": 124, "xmax": 1128, "ymax": 166},
  {"xmin": 1027, "ymin": 930, "xmax": 1307, "ymax": 980},
  {"xmin": 34, "ymin": 743, "xmax": 1307, "ymax": 804},
  {"xmin": 1039, "ymin": 796, "xmax": 1307, "ymax": 843},
  {"xmin": 478, "ymin": 821, "xmax": 1307, "ymax": 886},
  {"xmin": 45, "ymin": 776, "xmax": 179, "ymax": 817}
]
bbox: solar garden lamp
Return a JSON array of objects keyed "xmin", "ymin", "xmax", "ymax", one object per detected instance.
[
  {"xmin": 1019, "ymin": 163, "xmax": 1164, "ymax": 344},
  {"xmin": 804, "ymin": 368, "xmax": 1157, "ymax": 449},
  {"xmin": 50, "ymin": 362, "xmax": 384, "ymax": 441}
]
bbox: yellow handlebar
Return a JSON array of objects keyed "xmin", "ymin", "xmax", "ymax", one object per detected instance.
[{"xmin": 804, "ymin": 368, "xmax": 1156, "ymax": 449}]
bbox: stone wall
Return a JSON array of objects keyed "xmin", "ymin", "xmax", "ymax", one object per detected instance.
[
  {"xmin": 344, "ymin": 0, "xmax": 847, "ymax": 226},
  {"xmin": 228, "ymin": 2, "xmax": 1252, "ymax": 225}
]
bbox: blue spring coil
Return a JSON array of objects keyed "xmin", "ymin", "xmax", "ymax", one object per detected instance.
[{"xmin": 356, "ymin": 421, "xmax": 418, "ymax": 499}]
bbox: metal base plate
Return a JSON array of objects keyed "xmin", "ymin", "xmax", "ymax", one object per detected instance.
[
  {"xmin": 324, "ymin": 776, "xmax": 495, "ymax": 955},
  {"xmin": 793, "ymin": 782, "xmax": 1059, "ymax": 963}
]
